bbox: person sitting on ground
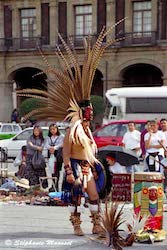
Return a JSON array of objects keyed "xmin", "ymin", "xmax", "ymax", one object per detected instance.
[{"xmin": 14, "ymin": 145, "xmax": 27, "ymax": 178}]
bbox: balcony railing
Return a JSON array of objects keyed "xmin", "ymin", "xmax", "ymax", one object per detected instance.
[
  {"xmin": 122, "ymin": 31, "xmax": 158, "ymax": 46},
  {"xmin": 0, "ymin": 37, "xmax": 43, "ymax": 51},
  {"xmin": 0, "ymin": 31, "xmax": 158, "ymax": 52},
  {"xmin": 61, "ymin": 34, "xmax": 99, "ymax": 48}
]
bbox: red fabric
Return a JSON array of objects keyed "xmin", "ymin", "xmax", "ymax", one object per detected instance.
[
  {"xmin": 145, "ymin": 216, "xmax": 163, "ymax": 230},
  {"xmin": 106, "ymin": 156, "xmax": 116, "ymax": 161},
  {"xmin": 83, "ymin": 106, "xmax": 93, "ymax": 121}
]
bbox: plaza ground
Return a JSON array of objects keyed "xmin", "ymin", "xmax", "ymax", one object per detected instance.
[{"xmin": 0, "ymin": 163, "xmax": 167, "ymax": 250}]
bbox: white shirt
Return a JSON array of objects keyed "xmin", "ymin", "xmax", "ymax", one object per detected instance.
[
  {"xmin": 14, "ymin": 151, "xmax": 23, "ymax": 167},
  {"xmin": 162, "ymin": 131, "xmax": 167, "ymax": 147},
  {"xmin": 144, "ymin": 130, "xmax": 165, "ymax": 154},
  {"xmin": 109, "ymin": 162, "xmax": 127, "ymax": 173},
  {"xmin": 45, "ymin": 134, "xmax": 64, "ymax": 150},
  {"xmin": 122, "ymin": 130, "xmax": 141, "ymax": 150}
]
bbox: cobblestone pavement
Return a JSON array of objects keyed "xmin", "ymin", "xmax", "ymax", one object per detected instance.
[
  {"xmin": 0, "ymin": 204, "xmax": 167, "ymax": 250},
  {"xmin": 0, "ymin": 163, "xmax": 167, "ymax": 249}
]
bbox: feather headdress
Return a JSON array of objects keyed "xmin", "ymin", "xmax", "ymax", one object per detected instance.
[
  {"xmin": 101, "ymin": 202, "xmax": 126, "ymax": 250},
  {"xmin": 17, "ymin": 21, "xmax": 125, "ymax": 122},
  {"xmin": 17, "ymin": 22, "xmax": 124, "ymax": 164}
]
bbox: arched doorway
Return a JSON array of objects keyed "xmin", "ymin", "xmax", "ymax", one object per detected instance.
[
  {"xmin": 8, "ymin": 67, "xmax": 47, "ymax": 118},
  {"xmin": 10, "ymin": 67, "xmax": 47, "ymax": 89},
  {"xmin": 91, "ymin": 69, "xmax": 104, "ymax": 96},
  {"xmin": 122, "ymin": 63, "xmax": 163, "ymax": 87},
  {"xmin": 71, "ymin": 66, "xmax": 104, "ymax": 96}
]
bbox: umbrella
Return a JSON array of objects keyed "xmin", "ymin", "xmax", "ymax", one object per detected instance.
[{"xmin": 98, "ymin": 145, "xmax": 139, "ymax": 167}]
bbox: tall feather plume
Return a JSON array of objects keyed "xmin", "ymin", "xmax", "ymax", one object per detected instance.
[
  {"xmin": 16, "ymin": 21, "xmax": 125, "ymax": 122},
  {"xmin": 125, "ymin": 213, "xmax": 148, "ymax": 246},
  {"xmin": 101, "ymin": 202, "xmax": 148, "ymax": 249},
  {"xmin": 101, "ymin": 202, "xmax": 127, "ymax": 250}
]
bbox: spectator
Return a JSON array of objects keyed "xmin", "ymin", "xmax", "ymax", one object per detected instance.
[
  {"xmin": 11, "ymin": 109, "xmax": 20, "ymax": 123},
  {"xmin": 160, "ymin": 118, "xmax": 167, "ymax": 151},
  {"xmin": 24, "ymin": 125, "xmax": 48, "ymax": 188},
  {"xmin": 106, "ymin": 155, "xmax": 127, "ymax": 174},
  {"xmin": 122, "ymin": 121, "xmax": 141, "ymax": 172},
  {"xmin": 105, "ymin": 155, "xmax": 127, "ymax": 200},
  {"xmin": 140, "ymin": 120, "xmax": 151, "ymax": 172},
  {"xmin": 45, "ymin": 123, "xmax": 64, "ymax": 192},
  {"xmin": 140, "ymin": 120, "xmax": 151, "ymax": 159},
  {"xmin": 160, "ymin": 118, "xmax": 167, "ymax": 193},
  {"xmin": 14, "ymin": 145, "xmax": 27, "ymax": 178},
  {"xmin": 144, "ymin": 120, "xmax": 165, "ymax": 172}
]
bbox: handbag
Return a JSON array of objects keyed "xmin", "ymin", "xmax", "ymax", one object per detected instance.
[
  {"xmin": 32, "ymin": 151, "xmax": 46, "ymax": 170},
  {"xmin": 54, "ymin": 147, "xmax": 63, "ymax": 171},
  {"xmin": 54, "ymin": 147, "xmax": 62, "ymax": 158}
]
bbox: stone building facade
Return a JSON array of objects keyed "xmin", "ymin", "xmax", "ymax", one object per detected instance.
[{"xmin": 0, "ymin": 0, "xmax": 167, "ymax": 121}]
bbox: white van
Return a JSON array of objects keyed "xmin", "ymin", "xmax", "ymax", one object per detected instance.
[{"xmin": 103, "ymin": 86, "xmax": 167, "ymax": 124}]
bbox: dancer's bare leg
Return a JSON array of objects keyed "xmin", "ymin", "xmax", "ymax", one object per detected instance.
[{"xmin": 85, "ymin": 177, "xmax": 105, "ymax": 236}]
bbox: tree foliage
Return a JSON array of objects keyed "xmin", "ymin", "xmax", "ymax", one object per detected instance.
[
  {"xmin": 19, "ymin": 95, "xmax": 104, "ymax": 124},
  {"xmin": 90, "ymin": 95, "xmax": 104, "ymax": 116},
  {"xmin": 19, "ymin": 98, "xmax": 45, "ymax": 120},
  {"xmin": 90, "ymin": 95, "xmax": 104, "ymax": 127}
]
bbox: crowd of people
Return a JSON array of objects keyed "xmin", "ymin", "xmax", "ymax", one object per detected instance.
[
  {"xmin": 13, "ymin": 119, "xmax": 167, "ymax": 194},
  {"xmin": 121, "ymin": 119, "xmax": 167, "ymax": 172},
  {"xmin": 14, "ymin": 124, "xmax": 64, "ymax": 192},
  {"xmin": 118, "ymin": 119, "xmax": 167, "ymax": 194}
]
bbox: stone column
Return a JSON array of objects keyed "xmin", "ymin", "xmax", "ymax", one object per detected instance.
[
  {"xmin": 11, "ymin": 5, "xmax": 20, "ymax": 49},
  {"xmin": 67, "ymin": 1, "xmax": 73, "ymax": 35},
  {"xmin": 125, "ymin": 0, "xmax": 132, "ymax": 33},
  {"xmin": 92, "ymin": 0, "xmax": 97, "ymax": 34},
  {"xmin": 12, "ymin": 6, "xmax": 19, "ymax": 38},
  {"xmin": 0, "ymin": 81, "xmax": 13, "ymax": 122},
  {"xmin": 12, "ymin": 81, "xmax": 17, "ymax": 109},
  {"xmin": 152, "ymin": 0, "xmax": 158, "ymax": 32},
  {"xmin": 106, "ymin": 0, "xmax": 115, "ymax": 38},
  {"xmin": 0, "ymin": 1, "xmax": 4, "ymax": 38},
  {"xmin": 50, "ymin": 0, "xmax": 58, "ymax": 45},
  {"xmin": 36, "ymin": 2, "xmax": 41, "ymax": 38}
]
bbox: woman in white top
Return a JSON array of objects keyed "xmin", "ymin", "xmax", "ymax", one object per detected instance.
[
  {"xmin": 45, "ymin": 124, "xmax": 64, "ymax": 191},
  {"xmin": 144, "ymin": 120, "xmax": 165, "ymax": 172}
]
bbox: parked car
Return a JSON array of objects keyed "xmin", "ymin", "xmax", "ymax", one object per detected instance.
[
  {"xmin": 0, "ymin": 123, "xmax": 22, "ymax": 140},
  {"xmin": 93, "ymin": 120, "xmax": 147, "ymax": 148},
  {"xmin": 0, "ymin": 126, "xmax": 66, "ymax": 160}
]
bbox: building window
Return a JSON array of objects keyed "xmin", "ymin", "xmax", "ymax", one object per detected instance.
[
  {"xmin": 75, "ymin": 5, "xmax": 92, "ymax": 37},
  {"xmin": 133, "ymin": 1, "xmax": 152, "ymax": 36},
  {"xmin": 20, "ymin": 9, "xmax": 36, "ymax": 38}
]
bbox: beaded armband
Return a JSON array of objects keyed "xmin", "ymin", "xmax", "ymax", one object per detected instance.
[{"xmin": 64, "ymin": 164, "xmax": 73, "ymax": 175}]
